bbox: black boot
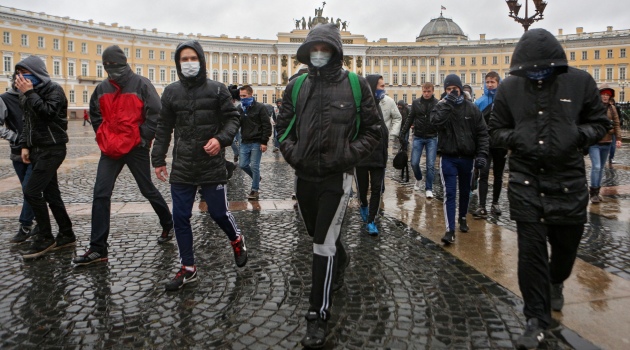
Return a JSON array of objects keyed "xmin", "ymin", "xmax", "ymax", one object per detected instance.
[
  {"xmin": 54, "ymin": 229, "xmax": 76, "ymax": 250},
  {"xmin": 589, "ymin": 187, "xmax": 600, "ymax": 204}
]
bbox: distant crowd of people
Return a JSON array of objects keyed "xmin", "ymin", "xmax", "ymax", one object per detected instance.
[{"xmin": 0, "ymin": 22, "xmax": 618, "ymax": 350}]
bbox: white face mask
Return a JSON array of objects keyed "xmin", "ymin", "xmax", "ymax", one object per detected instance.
[
  {"xmin": 180, "ymin": 61, "xmax": 200, "ymax": 77},
  {"xmin": 310, "ymin": 51, "xmax": 332, "ymax": 68}
]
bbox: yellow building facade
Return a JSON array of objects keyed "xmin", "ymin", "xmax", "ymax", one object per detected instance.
[{"xmin": 1, "ymin": 5, "xmax": 629, "ymax": 118}]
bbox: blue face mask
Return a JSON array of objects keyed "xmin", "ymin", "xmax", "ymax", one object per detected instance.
[
  {"xmin": 525, "ymin": 67, "xmax": 555, "ymax": 81},
  {"xmin": 241, "ymin": 97, "xmax": 254, "ymax": 109},
  {"xmin": 22, "ymin": 74, "xmax": 41, "ymax": 86},
  {"xmin": 375, "ymin": 89, "xmax": 386, "ymax": 101}
]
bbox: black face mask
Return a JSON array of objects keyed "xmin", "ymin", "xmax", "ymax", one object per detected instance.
[{"xmin": 104, "ymin": 64, "xmax": 127, "ymax": 80}]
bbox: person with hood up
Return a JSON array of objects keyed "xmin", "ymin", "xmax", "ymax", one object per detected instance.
[
  {"xmin": 0, "ymin": 85, "xmax": 35, "ymax": 243},
  {"xmin": 13, "ymin": 56, "xmax": 74, "ymax": 259},
  {"xmin": 400, "ymin": 82, "xmax": 440, "ymax": 197},
  {"xmin": 431, "ymin": 74, "xmax": 489, "ymax": 245},
  {"xmin": 489, "ymin": 29, "xmax": 610, "ymax": 350},
  {"xmin": 73, "ymin": 45, "xmax": 174, "ymax": 266},
  {"xmin": 355, "ymin": 74, "xmax": 389, "ymax": 235},
  {"xmin": 151, "ymin": 41, "xmax": 246, "ymax": 292},
  {"xmin": 275, "ymin": 23, "xmax": 381, "ymax": 349},
  {"xmin": 473, "ymin": 71, "xmax": 508, "ymax": 218},
  {"xmin": 588, "ymin": 84, "xmax": 621, "ymax": 203}
]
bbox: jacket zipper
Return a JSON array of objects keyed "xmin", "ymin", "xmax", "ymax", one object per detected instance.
[
  {"xmin": 317, "ymin": 70, "xmax": 322, "ymax": 172},
  {"xmin": 47, "ymin": 126, "xmax": 57, "ymax": 144}
]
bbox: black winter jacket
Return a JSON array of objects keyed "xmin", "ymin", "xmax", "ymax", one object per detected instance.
[
  {"xmin": 151, "ymin": 41, "xmax": 240, "ymax": 185},
  {"xmin": 489, "ymin": 29, "xmax": 610, "ymax": 224},
  {"xmin": 0, "ymin": 90, "xmax": 25, "ymax": 161},
  {"xmin": 16, "ymin": 56, "xmax": 68, "ymax": 148},
  {"xmin": 357, "ymin": 74, "xmax": 389, "ymax": 168},
  {"xmin": 276, "ymin": 23, "xmax": 381, "ymax": 182},
  {"xmin": 431, "ymin": 100, "xmax": 489, "ymax": 158},
  {"xmin": 240, "ymin": 101, "xmax": 272, "ymax": 145},
  {"xmin": 402, "ymin": 96, "xmax": 438, "ymax": 138}
]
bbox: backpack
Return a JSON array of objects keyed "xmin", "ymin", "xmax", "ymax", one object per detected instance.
[{"xmin": 278, "ymin": 71, "xmax": 362, "ymax": 142}]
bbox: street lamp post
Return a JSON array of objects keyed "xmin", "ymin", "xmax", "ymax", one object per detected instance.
[{"xmin": 505, "ymin": 0, "xmax": 548, "ymax": 32}]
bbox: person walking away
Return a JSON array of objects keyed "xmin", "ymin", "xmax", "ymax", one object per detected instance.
[
  {"xmin": 489, "ymin": 29, "xmax": 610, "ymax": 349},
  {"xmin": 83, "ymin": 109, "xmax": 91, "ymax": 126}
]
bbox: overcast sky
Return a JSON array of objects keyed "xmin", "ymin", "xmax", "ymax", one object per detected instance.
[{"xmin": 2, "ymin": 0, "xmax": 628, "ymax": 42}]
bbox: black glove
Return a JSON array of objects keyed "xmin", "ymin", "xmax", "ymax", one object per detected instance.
[
  {"xmin": 444, "ymin": 89, "xmax": 459, "ymax": 106},
  {"xmin": 475, "ymin": 157, "xmax": 487, "ymax": 169}
]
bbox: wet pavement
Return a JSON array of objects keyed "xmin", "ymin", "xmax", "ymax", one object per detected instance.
[{"xmin": 0, "ymin": 121, "xmax": 628, "ymax": 349}]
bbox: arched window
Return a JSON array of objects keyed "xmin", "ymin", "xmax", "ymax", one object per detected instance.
[
  {"xmin": 212, "ymin": 69, "xmax": 218, "ymax": 81},
  {"xmin": 261, "ymin": 71, "xmax": 268, "ymax": 84},
  {"xmin": 271, "ymin": 71, "xmax": 277, "ymax": 84},
  {"xmin": 242, "ymin": 71, "xmax": 248, "ymax": 84},
  {"xmin": 222, "ymin": 70, "xmax": 228, "ymax": 83},
  {"xmin": 232, "ymin": 70, "xmax": 238, "ymax": 84},
  {"xmin": 252, "ymin": 70, "xmax": 258, "ymax": 84}
]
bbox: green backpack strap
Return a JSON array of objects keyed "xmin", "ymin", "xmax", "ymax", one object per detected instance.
[
  {"xmin": 347, "ymin": 71, "xmax": 362, "ymax": 141},
  {"xmin": 278, "ymin": 73, "xmax": 308, "ymax": 143}
]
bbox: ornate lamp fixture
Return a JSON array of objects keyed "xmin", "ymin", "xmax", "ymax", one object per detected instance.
[{"xmin": 506, "ymin": 0, "xmax": 548, "ymax": 31}]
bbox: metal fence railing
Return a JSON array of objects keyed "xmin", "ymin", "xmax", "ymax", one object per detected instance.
[{"xmin": 617, "ymin": 102, "xmax": 630, "ymax": 131}]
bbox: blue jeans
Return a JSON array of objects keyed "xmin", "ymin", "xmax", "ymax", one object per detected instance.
[
  {"xmin": 609, "ymin": 135, "xmax": 617, "ymax": 161},
  {"xmin": 410, "ymin": 136, "xmax": 437, "ymax": 190},
  {"xmin": 231, "ymin": 129, "xmax": 241, "ymax": 156},
  {"xmin": 589, "ymin": 144, "xmax": 611, "ymax": 187},
  {"xmin": 273, "ymin": 126, "xmax": 280, "ymax": 149},
  {"xmin": 239, "ymin": 142, "xmax": 262, "ymax": 191},
  {"xmin": 171, "ymin": 183, "xmax": 240, "ymax": 266},
  {"xmin": 440, "ymin": 156, "xmax": 474, "ymax": 232},
  {"xmin": 12, "ymin": 160, "xmax": 34, "ymax": 226}
]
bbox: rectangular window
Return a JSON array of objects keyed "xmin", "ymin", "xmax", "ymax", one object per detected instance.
[
  {"xmin": 393, "ymin": 73, "xmax": 398, "ymax": 85},
  {"xmin": 160, "ymin": 69, "xmax": 165, "ymax": 82},
  {"xmin": 450, "ymin": 58, "xmax": 455, "ymax": 66},
  {"xmin": 374, "ymin": 58, "xmax": 379, "ymax": 66},
  {"xmin": 261, "ymin": 56, "xmax": 267, "ymax": 65},
  {"xmin": 136, "ymin": 49, "xmax": 141, "ymax": 59},
  {"xmin": 606, "ymin": 67, "xmax": 613, "ymax": 80},
  {"xmin": 232, "ymin": 55, "xmax": 238, "ymax": 64},
  {"xmin": 440, "ymin": 73, "xmax": 445, "ymax": 84},
  {"xmin": 421, "ymin": 72, "xmax": 426, "ymax": 83},
  {"xmin": 148, "ymin": 68, "xmax": 154, "ymax": 81},
  {"xmin": 621, "ymin": 48, "xmax": 627, "ymax": 58},
  {"xmin": 593, "ymin": 68, "xmax": 600, "ymax": 81},
  {"xmin": 384, "ymin": 58, "xmax": 389, "ymax": 66},
  {"xmin": 505, "ymin": 56, "xmax": 510, "ymax": 64},
  {"xmin": 471, "ymin": 57, "xmax": 476, "ymax": 65},
  {"xmin": 570, "ymin": 52, "xmax": 575, "ymax": 61},
  {"xmin": 412, "ymin": 94, "xmax": 417, "ymax": 101},
  {"xmin": 594, "ymin": 50, "xmax": 600, "ymax": 59},
  {"xmin": 171, "ymin": 69, "xmax": 176, "ymax": 82},
  {"xmin": 492, "ymin": 56, "xmax": 498, "ymax": 65},
  {"xmin": 97, "ymin": 45, "xmax": 102, "ymax": 55},
  {"xmin": 242, "ymin": 55, "xmax": 248, "ymax": 65},
  {"xmin": 393, "ymin": 94, "xmax": 398, "ymax": 102},
  {"xmin": 421, "ymin": 58, "xmax": 426, "ymax": 66},
  {"xmin": 53, "ymin": 61, "xmax": 60, "ymax": 76},
  {"xmin": 69, "ymin": 90, "xmax": 75, "ymax": 103},
  {"xmin": 366, "ymin": 58, "xmax": 370, "ymax": 67},
  {"xmin": 460, "ymin": 73, "xmax": 466, "ymax": 84},
  {"xmin": 411, "ymin": 58, "xmax": 416, "ymax": 66},
  {"xmin": 482, "ymin": 57, "xmax": 487, "ymax": 65},
  {"xmin": 149, "ymin": 50, "xmax": 154, "ymax": 59},
  {"xmin": 471, "ymin": 72, "xmax": 477, "ymax": 84},
  {"xmin": 37, "ymin": 36, "xmax": 44, "ymax": 48},
  {"xmin": 430, "ymin": 58, "xmax": 435, "ymax": 66},
  {"xmin": 68, "ymin": 40, "xmax": 74, "ymax": 52},
  {"xmin": 68, "ymin": 62, "xmax": 75, "ymax": 77},
  {"xmin": 402, "ymin": 94, "xmax": 407, "ymax": 103},
  {"xmin": 171, "ymin": 52, "xmax": 175, "ymax": 61},
  {"xmin": 393, "ymin": 58, "xmax": 398, "ymax": 66},
  {"xmin": 124, "ymin": 48, "xmax": 129, "ymax": 57},
  {"xmin": 136, "ymin": 67, "xmax": 142, "ymax": 75},
  {"xmin": 402, "ymin": 58, "xmax": 407, "ymax": 66},
  {"xmin": 2, "ymin": 32, "xmax": 10, "ymax": 44},
  {"xmin": 83, "ymin": 90, "xmax": 88, "ymax": 104},
  {"xmin": 81, "ymin": 42, "xmax": 87, "ymax": 54},
  {"xmin": 607, "ymin": 49, "xmax": 613, "ymax": 59},
  {"xmin": 97, "ymin": 64, "xmax": 103, "ymax": 78},
  {"xmin": 262, "ymin": 94, "xmax": 267, "ymax": 103},
  {"xmin": 620, "ymin": 67, "xmax": 626, "ymax": 80},
  {"xmin": 160, "ymin": 51, "xmax": 165, "ymax": 60},
  {"xmin": 252, "ymin": 55, "xmax": 258, "ymax": 65},
  {"xmin": 21, "ymin": 34, "xmax": 28, "ymax": 46},
  {"xmin": 430, "ymin": 73, "xmax": 435, "ymax": 83},
  {"xmin": 440, "ymin": 58, "xmax": 445, "ymax": 66},
  {"xmin": 81, "ymin": 63, "xmax": 87, "ymax": 76},
  {"xmin": 3, "ymin": 56, "xmax": 12, "ymax": 73},
  {"xmin": 582, "ymin": 51, "xmax": 587, "ymax": 60},
  {"xmin": 461, "ymin": 57, "xmax": 466, "ymax": 66},
  {"xmin": 271, "ymin": 56, "xmax": 277, "ymax": 65}
]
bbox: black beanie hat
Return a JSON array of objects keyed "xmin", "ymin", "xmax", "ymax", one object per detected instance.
[
  {"xmin": 102, "ymin": 45, "xmax": 127, "ymax": 65},
  {"xmin": 443, "ymin": 74, "xmax": 463, "ymax": 92}
]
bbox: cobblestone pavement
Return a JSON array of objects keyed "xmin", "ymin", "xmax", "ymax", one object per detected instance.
[{"xmin": 0, "ymin": 121, "xmax": 623, "ymax": 348}]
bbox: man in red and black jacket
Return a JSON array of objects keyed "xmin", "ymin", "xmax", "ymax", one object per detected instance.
[{"xmin": 73, "ymin": 45, "xmax": 173, "ymax": 266}]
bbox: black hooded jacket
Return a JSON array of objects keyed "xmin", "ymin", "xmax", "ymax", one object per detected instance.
[
  {"xmin": 357, "ymin": 74, "xmax": 389, "ymax": 168},
  {"xmin": 239, "ymin": 99, "xmax": 272, "ymax": 145},
  {"xmin": 151, "ymin": 40, "xmax": 240, "ymax": 185},
  {"xmin": 402, "ymin": 95, "xmax": 439, "ymax": 139},
  {"xmin": 430, "ymin": 98, "xmax": 489, "ymax": 159},
  {"xmin": 276, "ymin": 24, "xmax": 381, "ymax": 181},
  {"xmin": 489, "ymin": 29, "xmax": 610, "ymax": 224},
  {"xmin": 16, "ymin": 56, "xmax": 68, "ymax": 148}
]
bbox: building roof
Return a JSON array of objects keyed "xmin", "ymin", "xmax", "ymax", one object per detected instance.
[{"xmin": 416, "ymin": 15, "xmax": 467, "ymax": 42}]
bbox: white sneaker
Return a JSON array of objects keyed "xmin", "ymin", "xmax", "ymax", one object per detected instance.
[
  {"xmin": 425, "ymin": 190, "xmax": 433, "ymax": 198},
  {"xmin": 414, "ymin": 180, "xmax": 421, "ymax": 190}
]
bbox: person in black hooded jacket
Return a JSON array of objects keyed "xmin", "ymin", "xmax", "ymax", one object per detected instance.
[
  {"xmin": 14, "ymin": 56, "xmax": 74, "ymax": 259},
  {"xmin": 151, "ymin": 40, "xmax": 246, "ymax": 292},
  {"xmin": 275, "ymin": 23, "xmax": 381, "ymax": 349},
  {"xmin": 355, "ymin": 74, "xmax": 389, "ymax": 235},
  {"xmin": 489, "ymin": 29, "xmax": 610, "ymax": 350}
]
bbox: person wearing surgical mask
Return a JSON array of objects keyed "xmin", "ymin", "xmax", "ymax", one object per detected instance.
[
  {"xmin": 275, "ymin": 23, "xmax": 382, "ymax": 349},
  {"xmin": 73, "ymin": 45, "xmax": 174, "ymax": 267}
]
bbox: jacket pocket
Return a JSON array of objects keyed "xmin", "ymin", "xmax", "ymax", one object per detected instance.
[{"xmin": 330, "ymin": 101, "xmax": 355, "ymax": 124}]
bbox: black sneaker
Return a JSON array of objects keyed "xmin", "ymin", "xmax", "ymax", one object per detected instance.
[
  {"xmin": 230, "ymin": 235, "xmax": 248, "ymax": 267},
  {"xmin": 332, "ymin": 255, "xmax": 350, "ymax": 292},
  {"xmin": 551, "ymin": 283, "xmax": 564, "ymax": 311},
  {"xmin": 441, "ymin": 231, "xmax": 455, "ymax": 245},
  {"xmin": 157, "ymin": 228, "xmax": 174, "ymax": 244},
  {"xmin": 11, "ymin": 224, "xmax": 33, "ymax": 243},
  {"xmin": 73, "ymin": 250, "xmax": 108, "ymax": 266},
  {"xmin": 22, "ymin": 233, "xmax": 56, "ymax": 259},
  {"xmin": 165, "ymin": 266, "xmax": 198, "ymax": 291},
  {"xmin": 459, "ymin": 217, "xmax": 469, "ymax": 232},
  {"xmin": 472, "ymin": 207, "xmax": 487, "ymax": 219},
  {"xmin": 53, "ymin": 230, "xmax": 76, "ymax": 250},
  {"xmin": 491, "ymin": 203, "xmax": 502, "ymax": 215},
  {"xmin": 301, "ymin": 311, "xmax": 327, "ymax": 349},
  {"xmin": 516, "ymin": 318, "xmax": 545, "ymax": 350}
]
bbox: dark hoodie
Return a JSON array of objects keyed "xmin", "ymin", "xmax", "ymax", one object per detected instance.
[
  {"xmin": 151, "ymin": 40, "xmax": 240, "ymax": 185},
  {"xmin": 16, "ymin": 55, "xmax": 68, "ymax": 148},
  {"xmin": 0, "ymin": 88, "xmax": 24, "ymax": 161},
  {"xmin": 357, "ymin": 75, "xmax": 389, "ymax": 168},
  {"xmin": 489, "ymin": 28, "xmax": 610, "ymax": 224},
  {"xmin": 276, "ymin": 24, "xmax": 381, "ymax": 181}
]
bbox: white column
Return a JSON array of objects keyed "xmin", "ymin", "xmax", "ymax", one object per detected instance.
[
  {"xmin": 267, "ymin": 54, "xmax": 271, "ymax": 85},
  {"xmin": 238, "ymin": 53, "xmax": 242, "ymax": 85},
  {"xmin": 380, "ymin": 56, "xmax": 384, "ymax": 76},
  {"xmin": 436, "ymin": 56, "xmax": 440, "ymax": 85},
  {"xmin": 362, "ymin": 55, "xmax": 367, "ymax": 76},
  {"xmin": 248, "ymin": 53, "xmax": 252, "ymax": 85},
  {"xmin": 257, "ymin": 54, "xmax": 262, "ymax": 85},
  {"xmin": 417, "ymin": 56, "xmax": 421, "ymax": 86},
  {"xmin": 228, "ymin": 52, "xmax": 233, "ymax": 84},
  {"xmin": 425, "ymin": 57, "xmax": 429, "ymax": 83},
  {"xmin": 407, "ymin": 56, "xmax": 411, "ymax": 86},
  {"xmin": 219, "ymin": 52, "xmax": 223, "ymax": 83}
]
